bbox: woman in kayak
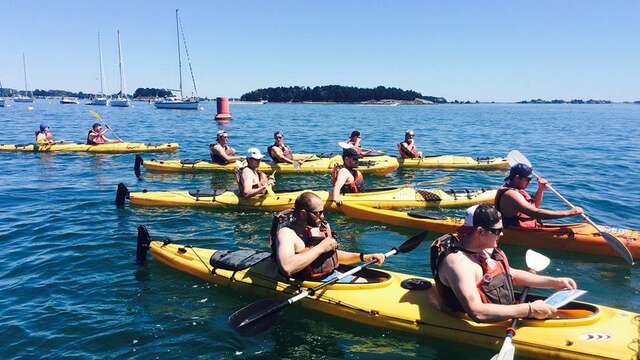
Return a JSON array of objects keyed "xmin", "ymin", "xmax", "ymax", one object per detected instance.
[
  {"xmin": 495, "ymin": 163, "xmax": 583, "ymax": 229},
  {"xmin": 272, "ymin": 192, "xmax": 385, "ymax": 282},
  {"xmin": 331, "ymin": 147, "xmax": 365, "ymax": 205},
  {"xmin": 346, "ymin": 130, "xmax": 374, "ymax": 157},
  {"xmin": 397, "ymin": 129, "xmax": 423, "ymax": 159},
  {"xmin": 35, "ymin": 124, "xmax": 58, "ymax": 145},
  {"xmin": 430, "ymin": 204, "xmax": 577, "ymax": 323},
  {"xmin": 267, "ymin": 130, "xmax": 299, "ymax": 164},
  {"xmin": 210, "ymin": 130, "xmax": 243, "ymax": 165},
  {"xmin": 237, "ymin": 148, "xmax": 275, "ymax": 198},
  {"xmin": 86, "ymin": 123, "xmax": 121, "ymax": 145}
]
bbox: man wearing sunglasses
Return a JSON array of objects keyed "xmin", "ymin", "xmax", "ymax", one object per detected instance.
[
  {"xmin": 271, "ymin": 192, "xmax": 385, "ymax": 282},
  {"xmin": 495, "ymin": 163, "xmax": 583, "ymax": 228},
  {"xmin": 267, "ymin": 131, "xmax": 297, "ymax": 164},
  {"xmin": 397, "ymin": 129, "xmax": 423, "ymax": 159},
  {"xmin": 430, "ymin": 205, "xmax": 577, "ymax": 323},
  {"xmin": 210, "ymin": 130, "xmax": 243, "ymax": 165}
]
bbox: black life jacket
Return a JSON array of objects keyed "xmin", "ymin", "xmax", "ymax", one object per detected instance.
[
  {"xmin": 270, "ymin": 209, "xmax": 339, "ymax": 280},
  {"xmin": 267, "ymin": 143, "xmax": 292, "ymax": 163},
  {"xmin": 430, "ymin": 233, "xmax": 515, "ymax": 313},
  {"xmin": 210, "ymin": 144, "xmax": 232, "ymax": 165},
  {"xmin": 86, "ymin": 130, "xmax": 98, "ymax": 145}
]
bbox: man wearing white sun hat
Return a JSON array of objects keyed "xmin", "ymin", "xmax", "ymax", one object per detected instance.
[
  {"xmin": 237, "ymin": 147, "xmax": 275, "ymax": 198},
  {"xmin": 429, "ymin": 204, "xmax": 576, "ymax": 323}
]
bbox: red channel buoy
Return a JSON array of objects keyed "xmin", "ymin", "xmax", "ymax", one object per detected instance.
[{"xmin": 215, "ymin": 97, "xmax": 232, "ymax": 120}]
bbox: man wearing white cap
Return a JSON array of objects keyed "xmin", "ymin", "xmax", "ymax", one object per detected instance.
[
  {"xmin": 210, "ymin": 130, "xmax": 243, "ymax": 165},
  {"xmin": 238, "ymin": 147, "xmax": 275, "ymax": 198},
  {"xmin": 429, "ymin": 204, "xmax": 576, "ymax": 323}
]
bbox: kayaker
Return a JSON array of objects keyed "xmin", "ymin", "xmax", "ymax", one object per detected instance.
[
  {"xmin": 347, "ymin": 130, "xmax": 374, "ymax": 157},
  {"xmin": 237, "ymin": 147, "xmax": 275, "ymax": 198},
  {"xmin": 331, "ymin": 147, "xmax": 365, "ymax": 205},
  {"xmin": 86, "ymin": 123, "xmax": 121, "ymax": 145},
  {"xmin": 267, "ymin": 131, "xmax": 298, "ymax": 164},
  {"xmin": 495, "ymin": 163, "xmax": 583, "ymax": 228},
  {"xmin": 397, "ymin": 130, "xmax": 423, "ymax": 159},
  {"xmin": 430, "ymin": 204, "xmax": 577, "ymax": 323},
  {"xmin": 35, "ymin": 124, "xmax": 57, "ymax": 145},
  {"xmin": 210, "ymin": 130, "xmax": 243, "ymax": 165},
  {"xmin": 272, "ymin": 191, "xmax": 385, "ymax": 282}
]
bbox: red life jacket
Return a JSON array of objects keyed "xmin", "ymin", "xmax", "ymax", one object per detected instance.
[
  {"xmin": 495, "ymin": 184, "xmax": 541, "ymax": 229},
  {"xmin": 430, "ymin": 233, "xmax": 515, "ymax": 313},
  {"xmin": 267, "ymin": 143, "xmax": 292, "ymax": 163},
  {"xmin": 270, "ymin": 209, "xmax": 339, "ymax": 280},
  {"xmin": 397, "ymin": 142, "xmax": 418, "ymax": 159},
  {"xmin": 331, "ymin": 165, "xmax": 364, "ymax": 193}
]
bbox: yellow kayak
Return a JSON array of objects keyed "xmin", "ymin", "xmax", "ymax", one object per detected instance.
[
  {"xmin": 0, "ymin": 142, "xmax": 179, "ymax": 154},
  {"xmin": 136, "ymin": 154, "xmax": 399, "ymax": 176},
  {"xmin": 399, "ymin": 155, "xmax": 509, "ymax": 170},
  {"xmin": 137, "ymin": 227, "xmax": 639, "ymax": 360},
  {"xmin": 116, "ymin": 183, "xmax": 496, "ymax": 211}
]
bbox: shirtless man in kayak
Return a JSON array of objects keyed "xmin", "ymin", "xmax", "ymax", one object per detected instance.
[
  {"xmin": 210, "ymin": 130, "xmax": 243, "ymax": 165},
  {"xmin": 86, "ymin": 123, "xmax": 121, "ymax": 145},
  {"xmin": 495, "ymin": 163, "xmax": 583, "ymax": 228},
  {"xmin": 272, "ymin": 191, "xmax": 385, "ymax": 282},
  {"xmin": 331, "ymin": 148, "xmax": 365, "ymax": 205},
  {"xmin": 237, "ymin": 148, "xmax": 275, "ymax": 198},
  {"xmin": 397, "ymin": 130, "xmax": 423, "ymax": 159},
  {"xmin": 431, "ymin": 204, "xmax": 577, "ymax": 322},
  {"xmin": 347, "ymin": 130, "xmax": 374, "ymax": 157},
  {"xmin": 267, "ymin": 131, "xmax": 299, "ymax": 164}
]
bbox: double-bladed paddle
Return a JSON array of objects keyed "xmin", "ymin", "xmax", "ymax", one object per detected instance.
[
  {"xmin": 228, "ymin": 230, "xmax": 429, "ymax": 336},
  {"xmin": 491, "ymin": 250, "xmax": 551, "ymax": 360},
  {"xmin": 506, "ymin": 150, "xmax": 634, "ymax": 265}
]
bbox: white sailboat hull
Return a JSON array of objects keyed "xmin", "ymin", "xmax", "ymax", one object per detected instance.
[
  {"xmin": 111, "ymin": 98, "xmax": 130, "ymax": 107},
  {"xmin": 14, "ymin": 97, "xmax": 34, "ymax": 103},
  {"xmin": 88, "ymin": 98, "xmax": 109, "ymax": 106},
  {"xmin": 154, "ymin": 100, "xmax": 199, "ymax": 110}
]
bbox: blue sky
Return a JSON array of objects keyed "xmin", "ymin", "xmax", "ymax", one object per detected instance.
[{"xmin": 1, "ymin": 0, "xmax": 638, "ymax": 101}]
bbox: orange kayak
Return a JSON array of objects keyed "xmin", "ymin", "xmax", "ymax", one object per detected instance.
[{"xmin": 339, "ymin": 203, "xmax": 640, "ymax": 260}]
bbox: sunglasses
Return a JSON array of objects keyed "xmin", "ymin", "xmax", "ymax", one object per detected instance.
[
  {"xmin": 306, "ymin": 209, "xmax": 324, "ymax": 217},
  {"xmin": 483, "ymin": 227, "xmax": 503, "ymax": 235},
  {"xmin": 276, "ymin": 136, "xmax": 283, "ymax": 139}
]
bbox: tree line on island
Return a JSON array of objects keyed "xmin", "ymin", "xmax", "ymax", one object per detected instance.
[{"xmin": 240, "ymin": 85, "xmax": 447, "ymax": 103}]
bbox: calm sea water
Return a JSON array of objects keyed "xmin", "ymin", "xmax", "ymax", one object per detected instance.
[{"xmin": 0, "ymin": 101, "xmax": 638, "ymax": 359}]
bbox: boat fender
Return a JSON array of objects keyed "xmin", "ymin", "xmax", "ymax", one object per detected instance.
[
  {"xmin": 209, "ymin": 249, "xmax": 272, "ymax": 271},
  {"xmin": 136, "ymin": 225, "xmax": 152, "ymax": 265},
  {"xmin": 401, "ymin": 278, "xmax": 433, "ymax": 290},
  {"xmin": 134, "ymin": 155, "xmax": 144, "ymax": 176}
]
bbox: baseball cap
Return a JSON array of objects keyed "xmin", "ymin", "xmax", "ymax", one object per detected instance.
[
  {"xmin": 350, "ymin": 130, "xmax": 361, "ymax": 138},
  {"xmin": 463, "ymin": 205, "xmax": 502, "ymax": 228},
  {"xmin": 216, "ymin": 130, "xmax": 228, "ymax": 139},
  {"xmin": 39, "ymin": 124, "xmax": 49, "ymax": 131},
  {"xmin": 246, "ymin": 147, "xmax": 264, "ymax": 160},
  {"xmin": 505, "ymin": 163, "xmax": 533, "ymax": 181},
  {"xmin": 405, "ymin": 129, "xmax": 415, "ymax": 136}
]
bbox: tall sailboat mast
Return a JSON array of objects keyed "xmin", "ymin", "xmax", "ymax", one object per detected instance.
[
  {"xmin": 117, "ymin": 30, "xmax": 126, "ymax": 97},
  {"xmin": 176, "ymin": 9, "xmax": 183, "ymax": 99},
  {"xmin": 22, "ymin": 53, "xmax": 30, "ymax": 97},
  {"xmin": 98, "ymin": 32, "xmax": 105, "ymax": 95}
]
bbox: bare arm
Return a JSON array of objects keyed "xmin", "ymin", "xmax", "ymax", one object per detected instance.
[
  {"xmin": 510, "ymin": 268, "xmax": 577, "ymax": 290},
  {"xmin": 503, "ymin": 190, "xmax": 581, "ymax": 220},
  {"xmin": 440, "ymin": 254, "xmax": 555, "ymax": 322},
  {"xmin": 239, "ymin": 168, "xmax": 268, "ymax": 198},
  {"xmin": 271, "ymin": 146, "xmax": 294, "ymax": 164},
  {"xmin": 337, "ymin": 250, "xmax": 385, "ymax": 266},
  {"xmin": 212, "ymin": 144, "xmax": 242, "ymax": 162},
  {"xmin": 330, "ymin": 168, "xmax": 352, "ymax": 204},
  {"xmin": 276, "ymin": 228, "xmax": 337, "ymax": 277}
]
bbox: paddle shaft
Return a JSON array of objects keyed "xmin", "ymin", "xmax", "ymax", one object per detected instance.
[{"xmin": 239, "ymin": 248, "xmax": 398, "ymax": 327}]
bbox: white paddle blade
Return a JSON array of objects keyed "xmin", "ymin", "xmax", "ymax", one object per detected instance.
[
  {"xmin": 506, "ymin": 150, "xmax": 532, "ymax": 168},
  {"xmin": 491, "ymin": 337, "xmax": 515, "ymax": 360},
  {"xmin": 525, "ymin": 249, "xmax": 550, "ymax": 272},
  {"xmin": 338, "ymin": 141, "xmax": 353, "ymax": 149}
]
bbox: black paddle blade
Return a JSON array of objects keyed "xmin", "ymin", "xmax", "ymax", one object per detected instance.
[
  {"xmin": 600, "ymin": 232, "xmax": 635, "ymax": 265},
  {"xmin": 134, "ymin": 155, "xmax": 143, "ymax": 177},
  {"xmin": 136, "ymin": 225, "xmax": 151, "ymax": 265},
  {"xmin": 115, "ymin": 183, "xmax": 129, "ymax": 207},
  {"xmin": 397, "ymin": 231, "xmax": 429, "ymax": 253},
  {"xmin": 229, "ymin": 299, "xmax": 282, "ymax": 336}
]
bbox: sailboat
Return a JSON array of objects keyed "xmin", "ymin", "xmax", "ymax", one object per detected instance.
[
  {"xmin": 0, "ymin": 80, "xmax": 5, "ymax": 107},
  {"xmin": 155, "ymin": 9, "xmax": 199, "ymax": 110},
  {"xmin": 13, "ymin": 53, "xmax": 34, "ymax": 103},
  {"xmin": 110, "ymin": 30, "xmax": 130, "ymax": 107},
  {"xmin": 88, "ymin": 32, "xmax": 109, "ymax": 106}
]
